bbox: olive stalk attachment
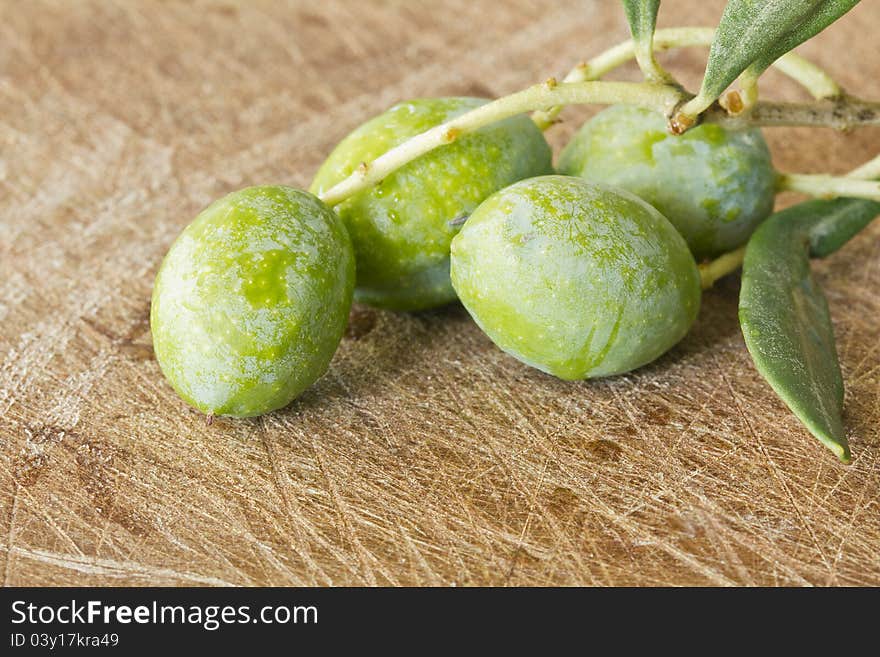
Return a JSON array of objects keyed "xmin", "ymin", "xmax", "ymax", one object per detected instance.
[
  {"xmin": 620, "ymin": 0, "xmax": 674, "ymax": 84},
  {"xmin": 701, "ymin": 153, "xmax": 880, "ymax": 290},
  {"xmin": 318, "ymin": 80, "xmax": 682, "ymax": 207},
  {"xmin": 531, "ymin": 26, "xmax": 841, "ymax": 129},
  {"xmin": 675, "ymin": 0, "xmax": 860, "ymax": 126}
]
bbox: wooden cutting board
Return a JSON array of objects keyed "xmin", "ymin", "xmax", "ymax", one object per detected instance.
[{"xmin": 1, "ymin": 0, "xmax": 878, "ymax": 587}]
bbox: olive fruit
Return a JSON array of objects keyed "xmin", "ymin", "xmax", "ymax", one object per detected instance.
[
  {"xmin": 151, "ymin": 186, "xmax": 354, "ymax": 417},
  {"xmin": 557, "ymin": 105, "xmax": 776, "ymax": 259},
  {"xmin": 450, "ymin": 175, "xmax": 701, "ymax": 380},
  {"xmin": 310, "ymin": 97, "xmax": 553, "ymax": 311}
]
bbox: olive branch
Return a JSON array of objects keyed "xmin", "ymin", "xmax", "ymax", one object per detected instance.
[
  {"xmin": 154, "ymin": 1, "xmax": 878, "ymax": 462},
  {"xmin": 319, "ymin": 29, "xmax": 880, "ymax": 211},
  {"xmin": 314, "ymin": 1, "xmax": 879, "ymax": 462}
]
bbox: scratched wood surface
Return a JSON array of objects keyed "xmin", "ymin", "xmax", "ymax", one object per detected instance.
[{"xmin": 1, "ymin": 0, "xmax": 879, "ymax": 587}]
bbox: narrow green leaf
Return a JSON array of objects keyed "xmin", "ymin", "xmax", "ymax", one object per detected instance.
[
  {"xmin": 699, "ymin": 0, "xmax": 860, "ymax": 107},
  {"xmin": 807, "ymin": 197, "xmax": 880, "ymax": 257},
  {"xmin": 621, "ymin": 1, "xmax": 667, "ymax": 82},
  {"xmin": 622, "ymin": 0, "xmax": 661, "ymax": 46},
  {"xmin": 738, "ymin": 196, "xmax": 878, "ymax": 462},
  {"xmin": 745, "ymin": 0, "xmax": 860, "ymax": 81}
]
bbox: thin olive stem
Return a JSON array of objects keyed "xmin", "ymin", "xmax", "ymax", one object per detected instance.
[
  {"xmin": 765, "ymin": 57, "xmax": 841, "ymax": 100},
  {"xmin": 318, "ymin": 80, "xmax": 682, "ymax": 207},
  {"xmin": 703, "ymin": 156, "xmax": 880, "ymax": 290},
  {"xmin": 666, "ymin": 25, "xmax": 844, "ymax": 128},
  {"xmin": 630, "ymin": 16, "xmax": 676, "ymax": 86},
  {"xmin": 699, "ymin": 246, "xmax": 746, "ymax": 290},
  {"xmin": 733, "ymin": 73, "xmax": 760, "ymax": 113},
  {"xmin": 318, "ymin": 27, "xmax": 874, "ymax": 208},
  {"xmin": 848, "ymin": 153, "xmax": 880, "ymax": 181},
  {"xmin": 634, "ymin": 41, "xmax": 675, "ymax": 86},
  {"xmin": 713, "ymin": 97, "xmax": 880, "ymax": 131},
  {"xmin": 532, "ymin": 27, "xmax": 841, "ymax": 129},
  {"xmin": 777, "ymin": 173, "xmax": 880, "ymax": 202},
  {"xmin": 319, "ymin": 76, "xmax": 878, "ymax": 207}
]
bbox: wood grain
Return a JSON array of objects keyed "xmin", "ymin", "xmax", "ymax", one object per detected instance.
[{"xmin": 1, "ymin": 0, "xmax": 878, "ymax": 587}]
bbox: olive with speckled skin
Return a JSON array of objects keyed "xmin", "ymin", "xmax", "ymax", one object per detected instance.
[
  {"xmin": 557, "ymin": 105, "xmax": 777, "ymax": 259},
  {"xmin": 310, "ymin": 97, "xmax": 553, "ymax": 311},
  {"xmin": 151, "ymin": 186, "xmax": 354, "ymax": 417},
  {"xmin": 450, "ymin": 176, "xmax": 701, "ymax": 380}
]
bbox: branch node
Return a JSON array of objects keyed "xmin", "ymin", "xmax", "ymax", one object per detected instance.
[
  {"xmin": 669, "ymin": 110, "xmax": 696, "ymax": 135},
  {"xmin": 442, "ymin": 127, "xmax": 461, "ymax": 143},
  {"xmin": 720, "ymin": 90, "xmax": 744, "ymax": 115}
]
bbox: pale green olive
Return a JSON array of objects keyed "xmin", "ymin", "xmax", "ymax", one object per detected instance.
[
  {"xmin": 558, "ymin": 105, "xmax": 777, "ymax": 259},
  {"xmin": 311, "ymin": 97, "xmax": 553, "ymax": 310},
  {"xmin": 151, "ymin": 186, "xmax": 354, "ymax": 417},
  {"xmin": 450, "ymin": 175, "xmax": 701, "ymax": 379}
]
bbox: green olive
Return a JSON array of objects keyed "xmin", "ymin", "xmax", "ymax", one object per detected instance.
[
  {"xmin": 450, "ymin": 175, "xmax": 701, "ymax": 380},
  {"xmin": 310, "ymin": 97, "xmax": 553, "ymax": 311},
  {"xmin": 557, "ymin": 105, "xmax": 776, "ymax": 259},
  {"xmin": 151, "ymin": 186, "xmax": 354, "ymax": 417}
]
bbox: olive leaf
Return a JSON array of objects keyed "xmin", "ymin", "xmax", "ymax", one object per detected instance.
[
  {"xmin": 621, "ymin": 0, "xmax": 661, "ymax": 51},
  {"xmin": 620, "ymin": 1, "xmax": 668, "ymax": 82},
  {"xmin": 696, "ymin": 0, "xmax": 860, "ymax": 110},
  {"xmin": 744, "ymin": 0, "xmax": 861, "ymax": 86},
  {"xmin": 807, "ymin": 197, "xmax": 880, "ymax": 257},
  {"xmin": 738, "ymin": 197, "xmax": 879, "ymax": 462}
]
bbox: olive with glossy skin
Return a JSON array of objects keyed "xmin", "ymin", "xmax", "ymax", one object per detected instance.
[
  {"xmin": 557, "ymin": 105, "xmax": 776, "ymax": 259},
  {"xmin": 450, "ymin": 176, "xmax": 701, "ymax": 380},
  {"xmin": 151, "ymin": 186, "xmax": 354, "ymax": 417},
  {"xmin": 311, "ymin": 97, "xmax": 553, "ymax": 311}
]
